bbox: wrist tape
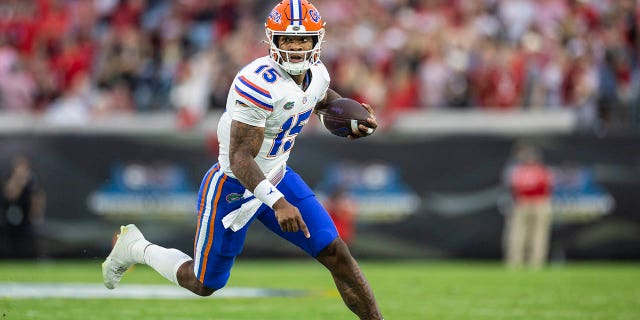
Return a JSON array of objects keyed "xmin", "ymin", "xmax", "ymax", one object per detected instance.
[{"xmin": 253, "ymin": 179, "xmax": 284, "ymax": 208}]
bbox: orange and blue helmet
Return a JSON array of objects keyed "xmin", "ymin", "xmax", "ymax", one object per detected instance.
[{"xmin": 265, "ymin": 0, "xmax": 325, "ymax": 75}]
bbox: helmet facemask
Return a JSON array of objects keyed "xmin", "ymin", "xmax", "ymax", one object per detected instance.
[{"xmin": 266, "ymin": 27, "xmax": 325, "ymax": 75}]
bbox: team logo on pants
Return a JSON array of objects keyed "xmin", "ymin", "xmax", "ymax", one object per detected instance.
[{"xmin": 226, "ymin": 193, "xmax": 244, "ymax": 203}]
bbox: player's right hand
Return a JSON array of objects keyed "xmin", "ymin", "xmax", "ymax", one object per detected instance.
[
  {"xmin": 348, "ymin": 103, "xmax": 377, "ymax": 140},
  {"xmin": 273, "ymin": 198, "xmax": 311, "ymax": 238}
]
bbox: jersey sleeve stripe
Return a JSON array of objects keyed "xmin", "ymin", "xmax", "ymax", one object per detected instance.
[
  {"xmin": 234, "ymin": 85, "xmax": 274, "ymax": 111},
  {"xmin": 238, "ymin": 76, "xmax": 271, "ymax": 98}
]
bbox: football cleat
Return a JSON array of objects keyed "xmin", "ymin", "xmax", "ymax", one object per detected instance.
[{"xmin": 102, "ymin": 224, "xmax": 149, "ymax": 289}]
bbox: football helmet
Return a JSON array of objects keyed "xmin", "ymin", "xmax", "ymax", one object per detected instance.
[{"xmin": 265, "ymin": 0, "xmax": 325, "ymax": 75}]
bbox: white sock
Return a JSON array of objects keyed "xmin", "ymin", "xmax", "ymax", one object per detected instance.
[
  {"xmin": 130, "ymin": 238, "xmax": 151, "ymax": 264},
  {"xmin": 143, "ymin": 244, "xmax": 192, "ymax": 286}
]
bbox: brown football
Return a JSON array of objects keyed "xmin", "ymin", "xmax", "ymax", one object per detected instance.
[{"xmin": 317, "ymin": 98, "xmax": 371, "ymax": 137}]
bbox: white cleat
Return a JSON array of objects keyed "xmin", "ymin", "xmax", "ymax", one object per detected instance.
[{"xmin": 102, "ymin": 224, "xmax": 149, "ymax": 289}]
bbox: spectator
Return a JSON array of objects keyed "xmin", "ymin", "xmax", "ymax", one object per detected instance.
[
  {"xmin": 0, "ymin": 38, "xmax": 37, "ymax": 112},
  {"xmin": 0, "ymin": 0, "xmax": 637, "ymax": 134},
  {"xmin": 418, "ymin": 39, "xmax": 451, "ymax": 109},
  {"xmin": 0, "ymin": 155, "xmax": 46, "ymax": 259},
  {"xmin": 323, "ymin": 188, "xmax": 358, "ymax": 246},
  {"xmin": 502, "ymin": 143, "xmax": 554, "ymax": 269},
  {"xmin": 170, "ymin": 50, "xmax": 215, "ymax": 129},
  {"xmin": 44, "ymin": 71, "xmax": 98, "ymax": 125}
]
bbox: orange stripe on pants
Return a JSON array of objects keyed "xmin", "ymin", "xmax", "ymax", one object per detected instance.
[
  {"xmin": 193, "ymin": 167, "xmax": 218, "ymax": 257},
  {"xmin": 198, "ymin": 174, "xmax": 227, "ymax": 282}
]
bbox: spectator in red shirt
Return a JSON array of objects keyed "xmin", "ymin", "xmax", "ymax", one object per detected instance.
[
  {"xmin": 323, "ymin": 188, "xmax": 357, "ymax": 246},
  {"xmin": 503, "ymin": 143, "xmax": 554, "ymax": 269}
]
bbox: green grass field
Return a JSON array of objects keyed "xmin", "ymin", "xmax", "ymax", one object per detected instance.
[{"xmin": 1, "ymin": 259, "xmax": 639, "ymax": 320}]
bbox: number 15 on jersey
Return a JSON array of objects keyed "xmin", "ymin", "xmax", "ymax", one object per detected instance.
[{"xmin": 267, "ymin": 108, "xmax": 314, "ymax": 157}]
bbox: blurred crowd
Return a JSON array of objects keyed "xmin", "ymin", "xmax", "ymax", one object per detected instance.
[{"xmin": 0, "ymin": 0, "xmax": 639, "ymax": 132}]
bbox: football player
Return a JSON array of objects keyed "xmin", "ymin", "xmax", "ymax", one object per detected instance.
[{"xmin": 102, "ymin": 1, "xmax": 381, "ymax": 318}]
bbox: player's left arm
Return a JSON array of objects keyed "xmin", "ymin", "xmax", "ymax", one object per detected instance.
[
  {"xmin": 314, "ymin": 88, "xmax": 342, "ymax": 114},
  {"xmin": 315, "ymin": 88, "xmax": 378, "ymax": 139}
]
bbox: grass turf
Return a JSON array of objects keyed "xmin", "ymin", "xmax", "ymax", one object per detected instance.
[{"xmin": 1, "ymin": 259, "xmax": 639, "ymax": 319}]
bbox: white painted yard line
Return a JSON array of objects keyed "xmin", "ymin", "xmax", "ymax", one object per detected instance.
[{"xmin": 0, "ymin": 283, "xmax": 306, "ymax": 299}]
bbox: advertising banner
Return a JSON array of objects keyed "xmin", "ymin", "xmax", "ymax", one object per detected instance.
[{"xmin": 1, "ymin": 134, "xmax": 638, "ymax": 260}]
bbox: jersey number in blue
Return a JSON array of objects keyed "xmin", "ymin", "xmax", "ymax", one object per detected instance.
[
  {"xmin": 268, "ymin": 109, "xmax": 313, "ymax": 157},
  {"xmin": 255, "ymin": 65, "xmax": 279, "ymax": 83}
]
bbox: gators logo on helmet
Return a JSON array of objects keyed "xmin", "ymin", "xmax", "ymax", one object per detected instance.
[
  {"xmin": 308, "ymin": 9, "xmax": 321, "ymax": 23},
  {"xmin": 269, "ymin": 10, "xmax": 282, "ymax": 24}
]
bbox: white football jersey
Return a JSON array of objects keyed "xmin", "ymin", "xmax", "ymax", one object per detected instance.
[{"xmin": 217, "ymin": 56, "xmax": 330, "ymax": 178}]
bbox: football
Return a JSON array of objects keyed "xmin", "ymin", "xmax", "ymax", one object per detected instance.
[{"xmin": 317, "ymin": 98, "xmax": 372, "ymax": 137}]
